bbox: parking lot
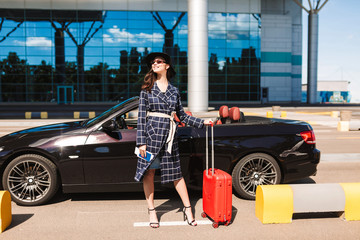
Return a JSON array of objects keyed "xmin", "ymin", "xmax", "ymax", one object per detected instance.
[{"xmin": 1, "ymin": 107, "xmax": 360, "ymax": 240}]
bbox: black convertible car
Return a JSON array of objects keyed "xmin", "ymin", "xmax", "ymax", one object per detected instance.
[{"xmin": 0, "ymin": 97, "xmax": 320, "ymax": 206}]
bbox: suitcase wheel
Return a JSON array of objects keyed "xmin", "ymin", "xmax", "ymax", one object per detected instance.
[
  {"xmin": 224, "ymin": 221, "xmax": 231, "ymax": 226},
  {"xmin": 201, "ymin": 212, "xmax": 207, "ymax": 218},
  {"xmin": 212, "ymin": 222, "xmax": 219, "ymax": 228}
]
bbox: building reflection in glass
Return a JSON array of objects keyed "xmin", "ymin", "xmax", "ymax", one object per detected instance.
[{"xmin": 0, "ymin": 9, "xmax": 260, "ymax": 103}]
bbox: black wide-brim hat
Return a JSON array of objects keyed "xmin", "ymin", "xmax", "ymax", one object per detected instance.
[{"xmin": 145, "ymin": 52, "xmax": 176, "ymax": 76}]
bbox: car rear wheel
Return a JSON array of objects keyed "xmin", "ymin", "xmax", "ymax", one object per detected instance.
[
  {"xmin": 2, "ymin": 154, "xmax": 59, "ymax": 206},
  {"xmin": 232, "ymin": 153, "xmax": 281, "ymax": 200}
]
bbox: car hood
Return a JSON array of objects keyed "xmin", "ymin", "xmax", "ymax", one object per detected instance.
[{"xmin": 0, "ymin": 121, "xmax": 85, "ymax": 142}]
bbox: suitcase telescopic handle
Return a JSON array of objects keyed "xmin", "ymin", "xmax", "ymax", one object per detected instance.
[{"xmin": 206, "ymin": 125, "xmax": 215, "ymax": 176}]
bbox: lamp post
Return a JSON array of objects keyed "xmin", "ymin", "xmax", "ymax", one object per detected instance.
[{"xmin": 293, "ymin": 0, "xmax": 329, "ymax": 104}]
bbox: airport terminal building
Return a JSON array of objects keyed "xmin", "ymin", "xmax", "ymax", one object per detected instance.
[{"xmin": 0, "ymin": 0, "xmax": 302, "ymax": 109}]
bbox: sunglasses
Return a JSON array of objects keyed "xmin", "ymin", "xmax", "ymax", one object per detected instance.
[{"xmin": 151, "ymin": 60, "xmax": 166, "ymax": 65}]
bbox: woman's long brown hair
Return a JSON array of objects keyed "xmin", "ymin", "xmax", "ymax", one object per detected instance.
[
  {"xmin": 141, "ymin": 67, "xmax": 175, "ymax": 93},
  {"xmin": 141, "ymin": 69, "xmax": 157, "ymax": 93}
]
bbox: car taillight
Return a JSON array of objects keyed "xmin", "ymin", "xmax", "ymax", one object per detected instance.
[{"xmin": 300, "ymin": 130, "xmax": 316, "ymax": 144}]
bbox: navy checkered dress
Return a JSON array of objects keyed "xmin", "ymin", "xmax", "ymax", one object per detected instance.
[{"xmin": 134, "ymin": 82, "xmax": 204, "ymax": 184}]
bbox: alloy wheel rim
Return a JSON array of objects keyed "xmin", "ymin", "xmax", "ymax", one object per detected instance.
[
  {"xmin": 238, "ymin": 157, "xmax": 278, "ymax": 197},
  {"xmin": 7, "ymin": 160, "xmax": 51, "ymax": 203}
]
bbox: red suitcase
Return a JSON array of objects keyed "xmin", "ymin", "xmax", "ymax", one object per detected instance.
[{"xmin": 201, "ymin": 125, "xmax": 232, "ymax": 228}]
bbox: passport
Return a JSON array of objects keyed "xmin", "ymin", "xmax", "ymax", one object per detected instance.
[{"xmin": 134, "ymin": 147, "xmax": 154, "ymax": 162}]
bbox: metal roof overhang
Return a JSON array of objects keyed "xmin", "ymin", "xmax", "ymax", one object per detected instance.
[{"xmin": 0, "ymin": 8, "xmax": 104, "ymax": 22}]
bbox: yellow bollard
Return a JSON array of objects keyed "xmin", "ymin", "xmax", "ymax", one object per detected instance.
[
  {"xmin": 24, "ymin": 112, "xmax": 48, "ymax": 119},
  {"xmin": 340, "ymin": 183, "xmax": 360, "ymax": 221},
  {"xmin": 280, "ymin": 111, "xmax": 287, "ymax": 118},
  {"xmin": 89, "ymin": 111, "xmax": 96, "ymax": 118},
  {"xmin": 40, "ymin": 112, "xmax": 48, "ymax": 119},
  {"xmin": 337, "ymin": 121, "xmax": 349, "ymax": 131},
  {"xmin": 255, "ymin": 185, "xmax": 293, "ymax": 224},
  {"xmin": 256, "ymin": 183, "xmax": 360, "ymax": 224},
  {"xmin": 25, "ymin": 112, "xmax": 32, "ymax": 119},
  {"xmin": 74, "ymin": 112, "xmax": 80, "ymax": 119},
  {"xmin": 331, "ymin": 111, "xmax": 339, "ymax": 118},
  {"xmin": 74, "ymin": 112, "xmax": 96, "ymax": 119},
  {"xmin": 0, "ymin": 191, "xmax": 12, "ymax": 233},
  {"xmin": 266, "ymin": 111, "xmax": 273, "ymax": 118}
]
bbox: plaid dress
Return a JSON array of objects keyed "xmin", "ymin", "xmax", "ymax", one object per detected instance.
[{"xmin": 134, "ymin": 82, "xmax": 204, "ymax": 184}]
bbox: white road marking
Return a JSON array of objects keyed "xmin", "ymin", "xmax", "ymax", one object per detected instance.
[{"xmin": 133, "ymin": 220, "xmax": 213, "ymax": 227}]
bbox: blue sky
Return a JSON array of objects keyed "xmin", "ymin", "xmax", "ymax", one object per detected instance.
[{"xmin": 302, "ymin": 0, "xmax": 360, "ymax": 102}]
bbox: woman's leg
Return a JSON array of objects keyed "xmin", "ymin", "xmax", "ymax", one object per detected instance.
[
  {"xmin": 143, "ymin": 169, "xmax": 159, "ymax": 226},
  {"xmin": 174, "ymin": 178, "xmax": 197, "ymax": 225}
]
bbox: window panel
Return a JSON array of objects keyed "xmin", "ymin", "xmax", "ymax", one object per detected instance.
[
  {"xmin": 1, "ymin": 46, "xmax": 26, "ymax": 56},
  {"xmin": 128, "ymin": 11, "xmax": 152, "ymax": 20},
  {"xmin": 84, "ymin": 47, "xmax": 103, "ymax": 56},
  {"xmin": 26, "ymin": 46, "xmax": 52, "ymax": 56},
  {"xmin": 104, "ymin": 19, "xmax": 128, "ymax": 29},
  {"xmin": 107, "ymin": 11, "xmax": 128, "ymax": 20},
  {"xmin": 0, "ymin": 10, "xmax": 260, "ymax": 102},
  {"xmin": 226, "ymin": 40, "xmax": 250, "ymax": 49},
  {"xmin": 209, "ymin": 39, "xmax": 226, "ymax": 49},
  {"xmin": 209, "ymin": 30, "xmax": 226, "ymax": 39},
  {"xmin": 208, "ymin": 12, "xmax": 261, "ymax": 102},
  {"xmin": 65, "ymin": 47, "xmax": 78, "ymax": 57},
  {"xmin": 103, "ymin": 47, "xmax": 122, "ymax": 56},
  {"xmin": 0, "ymin": 27, "xmax": 25, "ymax": 37},
  {"xmin": 227, "ymin": 13, "xmax": 249, "ymax": 22},
  {"xmin": 1, "ymin": 20, "xmax": 24, "ymax": 28},
  {"xmin": 103, "ymin": 57, "xmax": 120, "ymax": 67},
  {"xmin": 128, "ymin": 20, "xmax": 153, "ymax": 29}
]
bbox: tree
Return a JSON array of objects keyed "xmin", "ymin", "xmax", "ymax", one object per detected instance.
[
  {"xmin": 31, "ymin": 60, "xmax": 54, "ymax": 101},
  {"xmin": 208, "ymin": 53, "xmax": 224, "ymax": 101},
  {"xmin": 0, "ymin": 52, "xmax": 28, "ymax": 101},
  {"xmin": 85, "ymin": 62, "xmax": 110, "ymax": 101}
]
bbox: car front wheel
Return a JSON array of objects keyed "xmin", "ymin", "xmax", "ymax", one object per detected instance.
[
  {"xmin": 2, "ymin": 154, "xmax": 59, "ymax": 206},
  {"xmin": 232, "ymin": 153, "xmax": 281, "ymax": 200}
]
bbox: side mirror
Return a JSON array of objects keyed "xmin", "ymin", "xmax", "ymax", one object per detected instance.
[{"xmin": 101, "ymin": 119, "xmax": 118, "ymax": 132}]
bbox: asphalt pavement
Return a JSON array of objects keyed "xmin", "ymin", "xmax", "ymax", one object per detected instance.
[{"xmin": 0, "ymin": 107, "xmax": 360, "ymax": 240}]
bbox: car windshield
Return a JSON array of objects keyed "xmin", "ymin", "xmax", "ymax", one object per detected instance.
[{"xmin": 83, "ymin": 97, "xmax": 138, "ymax": 127}]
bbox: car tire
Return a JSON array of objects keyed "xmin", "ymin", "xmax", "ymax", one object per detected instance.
[
  {"xmin": 2, "ymin": 154, "xmax": 59, "ymax": 206},
  {"xmin": 232, "ymin": 153, "xmax": 281, "ymax": 200}
]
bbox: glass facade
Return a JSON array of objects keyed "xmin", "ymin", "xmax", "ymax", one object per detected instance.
[{"xmin": 0, "ymin": 9, "xmax": 260, "ymax": 103}]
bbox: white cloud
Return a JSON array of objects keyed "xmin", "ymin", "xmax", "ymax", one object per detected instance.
[
  {"xmin": 218, "ymin": 60, "xmax": 226, "ymax": 70},
  {"xmin": 13, "ymin": 37, "xmax": 53, "ymax": 47},
  {"xmin": 209, "ymin": 14, "xmax": 257, "ymax": 39},
  {"xmin": 179, "ymin": 14, "xmax": 258, "ymax": 40},
  {"xmin": 178, "ymin": 29, "xmax": 187, "ymax": 35},
  {"xmin": 209, "ymin": 14, "xmax": 249, "ymax": 30},
  {"xmin": 137, "ymin": 47, "xmax": 152, "ymax": 53},
  {"xmin": 103, "ymin": 26, "xmax": 163, "ymax": 44}
]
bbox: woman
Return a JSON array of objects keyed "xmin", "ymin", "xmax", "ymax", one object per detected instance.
[{"xmin": 134, "ymin": 52, "xmax": 211, "ymax": 228}]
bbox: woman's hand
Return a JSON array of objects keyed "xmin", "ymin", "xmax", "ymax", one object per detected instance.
[
  {"xmin": 203, "ymin": 119, "xmax": 213, "ymax": 126},
  {"xmin": 139, "ymin": 145, "xmax": 147, "ymax": 158}
]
